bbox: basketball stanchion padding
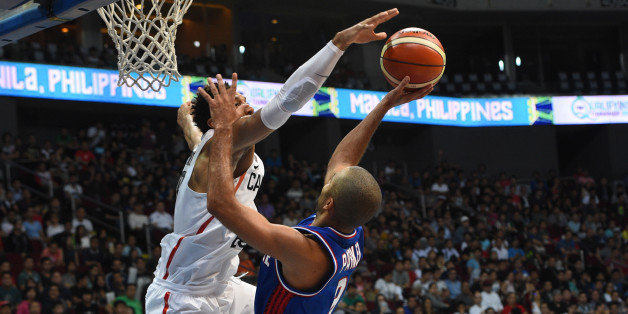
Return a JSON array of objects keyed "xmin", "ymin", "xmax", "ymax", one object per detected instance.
[{"xmin": 98, "ymin": 0, "xmax": 193, "ymax": 91}]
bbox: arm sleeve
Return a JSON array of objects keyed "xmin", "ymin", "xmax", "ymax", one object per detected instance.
[{"xmin": 260, "ymin": 41, "xmax": 344, "ymax": 129}]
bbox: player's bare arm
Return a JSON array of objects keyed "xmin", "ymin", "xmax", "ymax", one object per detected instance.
[
  {"xmin": 229, "ymin": 8, "xmax": 401, "ymax": 153},
  {"xmin": 204, "ymin": 76, "xmax": 331, "ymax": 291},
  {"xmin": 177, "ymin": 101, "xmax": 203, "ymax": 150},
  {"xmin": 324, "ymin": 77, "xmax": 434, "ymax": 184}
]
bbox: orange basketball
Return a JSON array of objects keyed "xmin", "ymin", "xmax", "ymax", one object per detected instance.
[{"xmin": 380, "ymin": 27, "xmax": 446, "ymax": 89}]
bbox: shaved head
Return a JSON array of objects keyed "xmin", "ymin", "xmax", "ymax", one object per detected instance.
[{"xmin": 320, "ymin": 166, "xmax": 382, "ymax": 230}]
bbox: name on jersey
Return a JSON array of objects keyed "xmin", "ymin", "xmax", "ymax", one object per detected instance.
[
  {"xmin": 247, "ymin": 172, "xmax": 262, "ymax": 191},
  {"xmin": 340, "ymin": 242, "xmax": 361, "ymax": 273}
]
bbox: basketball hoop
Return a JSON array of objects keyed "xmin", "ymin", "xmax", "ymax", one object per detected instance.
[{"xmin": 98, "ymin": 0, "xmax": 193, "ymax": 91}]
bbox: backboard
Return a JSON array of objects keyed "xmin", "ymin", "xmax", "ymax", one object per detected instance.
[{"xmin": 0, "ymin": 0, "xmax": 118, "ymax": 46}]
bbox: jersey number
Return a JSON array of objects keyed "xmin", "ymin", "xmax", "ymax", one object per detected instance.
[{"xmin": 329, "ymin": 277, "xmax": 348, "ymax": 314}]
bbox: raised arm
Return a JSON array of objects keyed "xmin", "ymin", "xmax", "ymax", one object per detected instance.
[
  {"xmin": 324, "ymin": 77, "xmax": 434, "ymax": 184},
  {"xmin": 177, "ymin": 101, "xmax": 203, "ymax": 150},
  {"xmin": 203, "ymin": 76, "xmax": 327, "ymax": 276},
  {"xmin": 231, "ymin": 8, "xmax": 400, "ymax": 152}
]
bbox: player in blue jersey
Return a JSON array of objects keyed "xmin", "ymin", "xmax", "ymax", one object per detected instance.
[{"xmin": 199, "ymin": 24, "xmax": 433, "ymax": 314}]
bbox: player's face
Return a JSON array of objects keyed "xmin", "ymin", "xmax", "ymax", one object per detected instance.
[{"xmin": 235, "ymin": 94, "xmax": 254, "ymax": 117}]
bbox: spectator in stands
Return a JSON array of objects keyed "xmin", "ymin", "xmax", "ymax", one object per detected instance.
[
  {"xmin": 63, "ymin": 174, "xmax": 83, "ymax": 200},
  {"xmin": 122, "ymin": 235, "xmax": 142, "ymax": 258},
  {"xmin": 425, "ymin": 283, "xmax": 449, "ymax": 311},
  {"xmin": 15, "ymin": 287, "xmax": 38, "ymax": 314},
  {"xmin": 445, "ymin": 269, "xmax": 462, "ymax": 299},
  {"xmin": 114, "ymin": 283, "xmax": 142, "ymax": 314},
  {"xmin": 149, "ymin": 201, "xmax": 173, "ymax": 232},
  {"xmin": 469, "ymin": 290, "xmax": 483, "ymax": 314},
  {"xmin": 391, "ymin": 261, "xmax": 410, "ymax": 289},
  {"xmin": 257, "ymin": 194, "xmax": 275, "ymax": 219},
  {"xmin": 236, "ymin": 251, "xmax": 255, "ymax": 279},
  {"xmin": 5, "ymin": 221, "xmax": 30, "ymax": 255},
  {"xmin": 41, "ymin": 242, "xmax": 64, "ymax": 267},
  {"xmin": 431, "ymin": 176, "xmax": 449, "ymax": 199},
  {"xmin": 17, "ymin": 257, "xmax": 41, "ymax": 291},
  {"xmin": 0, "ymin": 272, "xmax": 21, "ymax": 307},
  {"xmin": 0, "ymin": 210, "xmax": 17, "ymax": 237},
  {"xmin": 74, "ymin": 290, "xmax": 98, "ymax": 313},
  {"xmin": 481, "ymin": 281, "xmax": 503, "ymax": 312},
  {"xmin": 1, "ymin": 133, "xmax": 19, "ymax": 160},
  {"xmin": 75, "ymin": 141, "xmax": 95, "ymax": 164},
  {"xmin": 128, "ymin": 203, "xmax": 148, "ymax": 233},
  {"xmin": 45, "ymin": 214, "xmax": 64, "ymax": 239},
  {"xmin": 375, "ymin": 272, "xmax": 404, "ymax": 301},
  {"xmin": 71, "ymin": 207, "xmax": 93, "ymax": 233},
  {"xmin": 264, "ymin": 149, "xmax": 282, "ymax": 168},
  {"xmin": 81, "ymin": 236, "xmax": 106, "ymax": 266},
  {"xmin": 41, "ymin": 285, "xmax": 67, "ymax": 313}
]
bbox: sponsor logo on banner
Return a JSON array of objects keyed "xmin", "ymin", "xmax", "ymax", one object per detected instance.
[{"xmin": 553, "ymin": 95, "xmax": 628, "ymax": 124}]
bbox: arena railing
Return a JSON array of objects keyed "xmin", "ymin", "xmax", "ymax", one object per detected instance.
[
  {"xmin": 69, "ymin": 192, "xmax": 126, "ymax": 243},
  {"xmin": 3, "ymin": 160, "xmax": 54, "ymax": 198},
  {"xmin": 1, "ymin": 160, "xmax": 125, "ymax": 243}
]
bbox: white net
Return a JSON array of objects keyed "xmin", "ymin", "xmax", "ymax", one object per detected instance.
[{"xmin": 98, "ymin": 0, "xmax": 193, "ymax": 91}]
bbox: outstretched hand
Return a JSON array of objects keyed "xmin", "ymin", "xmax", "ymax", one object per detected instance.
[
  {"xmin": 332, "ymin": 8, "xmax": 399, "ymax": 50},
  {"xmin": 177, "ymin": 101, "xmax": 193, "ymax": 128},
  {"xmin": 381, "ymin": 76, "xmax": 434, "ymax": 108},
  {"xmin": 197, "ymin": 73, "xmax": 239, "ymax": 129}
]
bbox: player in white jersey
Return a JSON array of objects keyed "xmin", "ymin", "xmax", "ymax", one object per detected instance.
[{"xmin": 144, "ymin": 8, "xmax": 401, "ymax": 313}]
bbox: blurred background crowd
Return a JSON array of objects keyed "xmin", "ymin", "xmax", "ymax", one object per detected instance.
[{"xmin": 0, "ymin": 116, "xmax": 626, "ymax": 314}]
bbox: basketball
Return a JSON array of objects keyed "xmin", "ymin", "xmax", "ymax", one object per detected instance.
[{"xmin": 380, "ymin": 27, "xmax": 446, "ymax": 89}]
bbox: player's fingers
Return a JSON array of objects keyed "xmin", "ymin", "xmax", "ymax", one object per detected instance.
[
  {"xmin": 207, "ymin": 81, "xmax": 220, "ymax": 103},
  {"xmin": 403, "ymin": 85, "xmax": 433, "ymax": 102},
  {"xmin": 216, "ymin": 74, "xmax": 227, "ymax": 96},
  {"xmin": 198, "ymin": 86, "xmax": 213, "ymax": 102},
  {"xmin": 364, "ymin": 11, "xmax": 387, "ymax": 25},
  {"xmin": 374, "ymin": 32, "xmax": 388, "ymax": 40},
  {"xmin": 371, "ymin": 8, "xmax": 399, "ymax": 25},
  {"xmin": 395, "ymin": 76, "xmax": 410, "ymax": 92},
  {"xmin": 230, "ymin": 73, "xmax": 238, "ymax": 97}
]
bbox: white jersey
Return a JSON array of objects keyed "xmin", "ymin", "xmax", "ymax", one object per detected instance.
[{"xmin": 152, "ymin": 130, "xmax": 264, "ymax": 296}]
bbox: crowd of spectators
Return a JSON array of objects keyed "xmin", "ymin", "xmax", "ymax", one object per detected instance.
[
  {"xmin": 0, "ymin": 36, "xmax": 373, "ymax": 91},
  {"xmin": 0, "ymin": 117, "xmax": 627, "ymax": 314}
]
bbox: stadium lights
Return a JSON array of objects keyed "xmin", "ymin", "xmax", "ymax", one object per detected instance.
[
  {"xmin": 498, "ymin": 60, "xmax": 504, "ymax": 71},
  {"xmin": 193, "ymin": 41, "xmax": 200, "ymax": 48},
  {"xmin": 271, "ymin": 19, "xmax": 278, "ymax": 24},
  {"xmin": 516, "ymin": 56, "xmax": 522, "ymax": 67},
  {"xmin": 61, "ymin": 27, "xmax": 69, "ymax": 33},
  {"xmin": 239, "ymin": 45, "xmax": 245, "ymax": 54}
]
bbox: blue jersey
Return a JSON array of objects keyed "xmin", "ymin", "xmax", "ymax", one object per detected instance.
[{"xmin": 255, "ymin": 214, "xmax": 364, "ymax": 313}]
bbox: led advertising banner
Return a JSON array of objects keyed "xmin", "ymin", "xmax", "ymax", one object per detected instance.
[
  {"xmin": 180, "ymin": 76, "xmax": 316, "ymax": 118},
  {"xmin": 2, "ymin": 61, "xmax": 626, "ymax": 126},
  {"xmin": 329, "ymin": 88, "xmax": 552, "ymax": 126},
  {"xmin": 0, "ymin": 61, "xmax": 182, "ymax": 106},
  {"xmin": 552, "ymin": 95, "xmax": 628, "ymax": 125}
]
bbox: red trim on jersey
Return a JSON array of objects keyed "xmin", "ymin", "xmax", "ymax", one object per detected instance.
[
  {"xmin": 195, "ymin": 173, "xmax": 245, "ymax": 235},
  {"xmin": 196, "ymin": 216, "xmax": 215, "ymax": 235},
  {"xmin": 234, "ymin": 173, "xmax": 246, "ymax": 192},
  {"xmin": 264, "ymin": 284, "xmax": 294, "ymax": 313},
  {"xmin": 163, "ymin": 291, "xmax": 171, "ymax": 314},
  {"xmin": 162, "ymin": 236, "xmax": 186, "ymax": 279},
  {"xmin": 276, "ymin": 288, "xmax": 295, "ymax": 313},
  {"xmin": 264, "ymin": 284, "xmax": 283, "ymax": 313}
]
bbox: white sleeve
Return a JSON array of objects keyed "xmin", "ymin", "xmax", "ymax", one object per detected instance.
[{"xmin": 260, "ymin": 41, "xmax": 344, "ymax": 129}]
